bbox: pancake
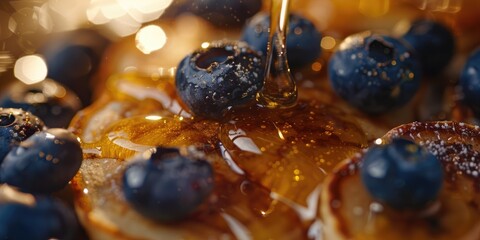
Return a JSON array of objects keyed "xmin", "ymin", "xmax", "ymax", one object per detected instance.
[
  {"xmin": 70, "ymin": 71, "xmax": 389, "ymax": 239},
  {"xmin": 321, "ymin": 121, "xmax": 480, "ymax": 240}
]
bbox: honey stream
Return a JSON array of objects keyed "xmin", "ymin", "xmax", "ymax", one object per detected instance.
[{"xmin": 256, "ymin": 0, "xmax": 297, "ymax": 109}]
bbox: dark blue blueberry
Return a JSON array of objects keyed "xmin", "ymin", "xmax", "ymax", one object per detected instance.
[
  {"xmin": 40, "ymin": 29, "xmax": 110, "ymax": 106},
  {"xmin": 402, "ymin": 19, "xmax": 455, "ymax": 76},
  {"xmin": 328, "ymin": 32, "xmax": 422, "ymax": 114},
  {"xmin": 361, "ymin": 138, "xmax": 443, "ymax": 210},
  {"xmin": 0, "ymin": 108, "xmax": 44, "ymax": 162},
  {"xmin": 0, "ymin": 128, "xmax": 83, "ymax": 194},
  {"xmin": 241, "ymin": 12, "xmax": 322, "ymax": 69},
  {"xmin": 190, "ymin": 0, "xmax": 262, "ymax": 28},
  {"xmin": 176, "ymin": 40, "xmax": 264, "ymax": 119},
  {"xmin": 460, "ymin": 48, "xmax": 480, "ymax": 118},
  {"xmin": 123, "ymin": 147, "xmax": 214, "ymax": 222},
  {"xmin": 0, "ymin": 79, "xmax": 82, "ymax": 128},
  {"xmin": 0, "ymin": 197, "xmax": 77, "ymax": 240}
]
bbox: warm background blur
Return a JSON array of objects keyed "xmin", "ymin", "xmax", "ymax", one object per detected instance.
[{"xmin": 0, "ymin": 0, "xmax": 478, "ymax": 103}]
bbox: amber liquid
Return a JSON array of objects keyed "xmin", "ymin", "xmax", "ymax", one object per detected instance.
[
  {"xmin": 256, "ymin": 0, "xmax": 297, "ymax": 109},
  {"xmin": 73, "ymin": 0, "xmax": 373, "ymax": 238},
  {"xmin": 216, "ymin": 0, "xmax": 369, "ymax": 226}
]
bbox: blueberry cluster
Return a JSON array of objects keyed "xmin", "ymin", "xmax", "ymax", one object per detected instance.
[
  {"xmin": 361, "ymin": 138, "xmax": 443, "ymax": 210},
  {"xmin": 0, "ymin": 108, "xmax": 82, "ymax": 194},
  {"xmin": 0, "ymin": 108, "xmax": 83, "ymax": 239},
  {"xmin": 123, "ymin": 147, "xmax": 214, "ymax": 221}
]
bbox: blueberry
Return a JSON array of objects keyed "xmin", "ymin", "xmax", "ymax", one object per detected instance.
[
  {"xmin": 40, "ymin": 29, "xmax": 110, "ymax": 106},
  {"xmin": 0, "ymin": 108, "xmax": 44, "ymax": 162},
  {"xmin": 241, "ymin": 12, "xmax": 322, "ymax": 69},
  {"xmin": 0, "ymin": 128, "xmax": 83, "ymax": 194},
  {"xmin": 0, "ymin": 197, "xmax": 77, "ymax": 240},
  {"xmin": 460, "ymin": 48, "xmax": 480, "ymax": 118},
  {"xmin": 176, "ymin": 40, "xmax": 264, "ymax": 119},
  {"xmin": 0, "ymin": 79, "xmax": 82, "ymax": 128},
  {"xmin": 190, "ymin": 0, "xmax": 262, "ymax": 28},
  {"xmin": 402, "ymin": 19, "xmax": 455, "ymax": 76},
  {"xmin": 361, "ymin": 138, "xmax": 443, "ymax": 210},
  {"xmin": 123, "ymin": 147, "xmax": 214, "ymax": 222},
  {"xmin": 328, "ymin": 32, "xmax": 422, "ymax": 114}
]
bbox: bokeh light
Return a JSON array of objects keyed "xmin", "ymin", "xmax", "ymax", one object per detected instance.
[
  {"xmin": 14, "ymin": 55, "xmax": 48, "ymax": 84},
  {"xmin": 86, "ymin": 0, "xmax": 173, "ymax": 38},
  {"xmin": 135, "ymin": 25, "xmax": 167, "ymax": 54},
  {"xmin": 321, "ymin": 36, "xmax": 336, "ymax": 50}
]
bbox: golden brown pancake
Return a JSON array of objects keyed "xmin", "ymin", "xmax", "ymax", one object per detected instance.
[
  {"xmin": 321, "ymin": 121, "xmax": 480, "ymax": 240},
  {"xmin": 70, "ymin": 72, "xmax": 390, "ymax": 239}
]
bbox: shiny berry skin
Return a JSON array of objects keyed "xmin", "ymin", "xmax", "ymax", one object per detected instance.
[
  {"xmin": 0, "ymin": 79, "xmax": 82, "ymax": 128},
  {"xmin": 460, "ymin": 49, "xmax": 480, "ymax": 118},
  {"xmin": 123, "ymin": 147, "xmax": 214, "ymax": 222},
  {"xmin": 0, "ymin": 108, "xmax": 44, "ymax": 162},
  {"xmin": 0, "ymin": 128, "xmax": 83, "ymax": 194},
  {"xmin": 328, "ymin": 32, "xmax": 422, "ymax": 114},
  {"xmin": 176, "ymin": 41, "xmax": 264, "ymax": 120},
  {"xmin": 191, "ymin": 0, "xmax": 262, "ymax": 28},
  {"xmin": 241, "ymin": 12, "xmax": 322, "ymax": 69},
  {"xmin": 361, "ymin": 138, "xmax": 443, "ymax": 210},
  {"xmin": 0, "ymin": 197, "xmax": 77, "ymax": 240},
  {"xmin": 402, "ymin": 19, "xmax": 455, "ymax": 76}
]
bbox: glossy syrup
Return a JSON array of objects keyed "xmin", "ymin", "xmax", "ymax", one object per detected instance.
[
  {"xmin": 325, "ymin": 121, "xmax": 480, "ymax": 240},
  {"xmin": 217, "ymin": 0, "xmax": 369, "ymax": 214},
  {"xmin": 74, "ymin": 72, "xmax": 309, "ymax": 238},
  {"xmin": 72, "ymin": 0, "xmax": 371, "ymax": 238},
  {"xmin": 256, "ymin": 0, "xmax": 297, "ymax": 109}
]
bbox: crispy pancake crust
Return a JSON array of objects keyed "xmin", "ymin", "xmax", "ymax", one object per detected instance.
[{"xmin": 321, "ymin": 121, "xmax": 480, "ymax": 240}]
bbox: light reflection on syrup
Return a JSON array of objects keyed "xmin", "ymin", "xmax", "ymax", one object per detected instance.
[
  {"xmin": 106, "ymin": 71, "xmax": 191, "ymax": 117},
  {"xmin": 225, "ymin": 1, "xmax": 369, "ymax": 210},
  {"xmin": 219, "ymin": 101, "xmax": 369, "ymax": 207}
]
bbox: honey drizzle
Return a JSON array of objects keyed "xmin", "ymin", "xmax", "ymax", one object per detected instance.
[{"xmin": 256, "ymin": 0, "xmax": 297, "ymax": 109}]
